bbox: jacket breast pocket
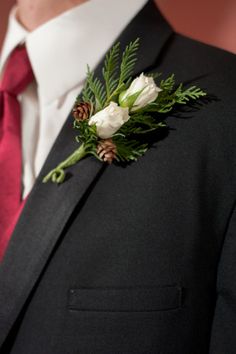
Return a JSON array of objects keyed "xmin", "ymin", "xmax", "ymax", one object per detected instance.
[{"xmin": 68, "ymin": 285, "xmax": 182, "ymax": 312}]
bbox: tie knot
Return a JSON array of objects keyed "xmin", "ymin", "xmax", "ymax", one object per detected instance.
[{"xmin": 0, "ymin": 45, "xmax": 34, "ymax": 96}]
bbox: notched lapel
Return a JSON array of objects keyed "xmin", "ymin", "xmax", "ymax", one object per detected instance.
[{"xmin": 0, "ymin": 0, "xmax": 173, "ymax": 347}]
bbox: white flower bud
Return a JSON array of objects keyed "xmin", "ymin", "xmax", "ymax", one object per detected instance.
[
  {"xmin": 88, "ymin": 102, "xmax": 130, "ymax": 139},
  {"xmin": 119, "ymin": 73, "xmax": 162, "ymax": 111}
]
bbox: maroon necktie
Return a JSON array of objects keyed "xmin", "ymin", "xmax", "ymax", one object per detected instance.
[{"xmin": 0, "ymin": 45, "xmax": 34, "ymax": 261}]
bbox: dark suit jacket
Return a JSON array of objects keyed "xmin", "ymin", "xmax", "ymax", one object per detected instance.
[{"xmin": 0, "ymin": 1, "xmax": 236, "ymax": 353}]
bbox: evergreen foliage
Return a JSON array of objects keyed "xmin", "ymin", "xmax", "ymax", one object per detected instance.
[{"xmin": 44, "ymin": 38, "xmax": 207, "ymax": 184}]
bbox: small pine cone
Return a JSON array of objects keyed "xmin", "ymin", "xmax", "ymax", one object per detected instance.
[
  {"xmin": 97, "ymin": 139, "xmax": 117, "ymax": 164},
  {"xmin": 73, "ymin": 102, "xmax": 91, "ymax": 121}
]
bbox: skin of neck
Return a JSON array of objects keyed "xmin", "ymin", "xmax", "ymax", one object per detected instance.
[{"xmin": 16, "ymin": 0, "xmax": 88, "ymax": 31}]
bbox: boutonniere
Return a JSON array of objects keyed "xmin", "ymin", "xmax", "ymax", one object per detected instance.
[{"xmin": 43, "ymin": 38, "xmax": 206, "ymax": 184}]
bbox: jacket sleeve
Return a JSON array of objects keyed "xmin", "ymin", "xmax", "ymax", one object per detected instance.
[{"xmin": 209, "ymin": 201, "xmax": 236, "ymax": 353}]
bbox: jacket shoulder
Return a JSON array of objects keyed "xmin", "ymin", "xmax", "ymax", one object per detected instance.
[
  {"xmin": 170, "ymin": 33, "xmax": 236, "ymax": 86},
  {"xmin": 154, "ymin": 32, "xmax": 236, "ymax": 181}
]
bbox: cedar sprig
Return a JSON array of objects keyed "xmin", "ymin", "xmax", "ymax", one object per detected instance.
[
  {"xmin": 174, "ymin": 84, "xmax": 207, "ymax": 103},
  {"xmin": 102, "ymin": 42, "xmax": 120, "ymax": 103},
  {"xmin": 118, "ymin": 113, "xmax": 167, "ymax": 136},
  {"xmin": 160, "ymin": 74, "xmax": 175, "ymax": 91},
  {"xmin": 85, "ymin": 66, "xmax": 106, "ymax": 112},
  {"xmin": 80, "ymin": 38, "xmax": 140, "ymax": 113},
  {"xmin": 117, "ymin": 38, "xmax": 140, "ymax": 89},
  {"xmin": 113, "ymin": 136, "xmax": 148, "ymax": 163},
  {"xmin": 106, "ymin": 38, "xmax": 140, "ymax": 103}
]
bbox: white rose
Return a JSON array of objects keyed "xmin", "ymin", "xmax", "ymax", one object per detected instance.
[
  {"xmin": 88, "ymin": 102, "xmax": 130, "ymax": 139},
  {"xmin": 119, "ymin": 73, "xmax": 162, "ymax": 112}
]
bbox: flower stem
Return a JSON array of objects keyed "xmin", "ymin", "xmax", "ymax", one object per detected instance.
[{"xmin": 43, "ymin": 143, "xmax": 87, "ymax": 184}]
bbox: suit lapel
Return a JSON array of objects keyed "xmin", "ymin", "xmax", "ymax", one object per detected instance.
[{"xmin": 0, "ymin": 0, "xmax": 173, "ymax": 346}]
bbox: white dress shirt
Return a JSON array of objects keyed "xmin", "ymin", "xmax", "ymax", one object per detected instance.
[{"xmin": 0, "ymin": 0, "xmax": 148, "ymax": 198}]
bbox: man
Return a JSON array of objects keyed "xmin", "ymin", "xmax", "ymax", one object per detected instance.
[{"xmin": 0, "ymin": 0, "xmax": 235, "ymax": 352}]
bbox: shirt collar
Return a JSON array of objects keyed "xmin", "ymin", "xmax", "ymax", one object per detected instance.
[{"xmin": 1, "ymin": 0, "xmax": 148, "ymax": 104}]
